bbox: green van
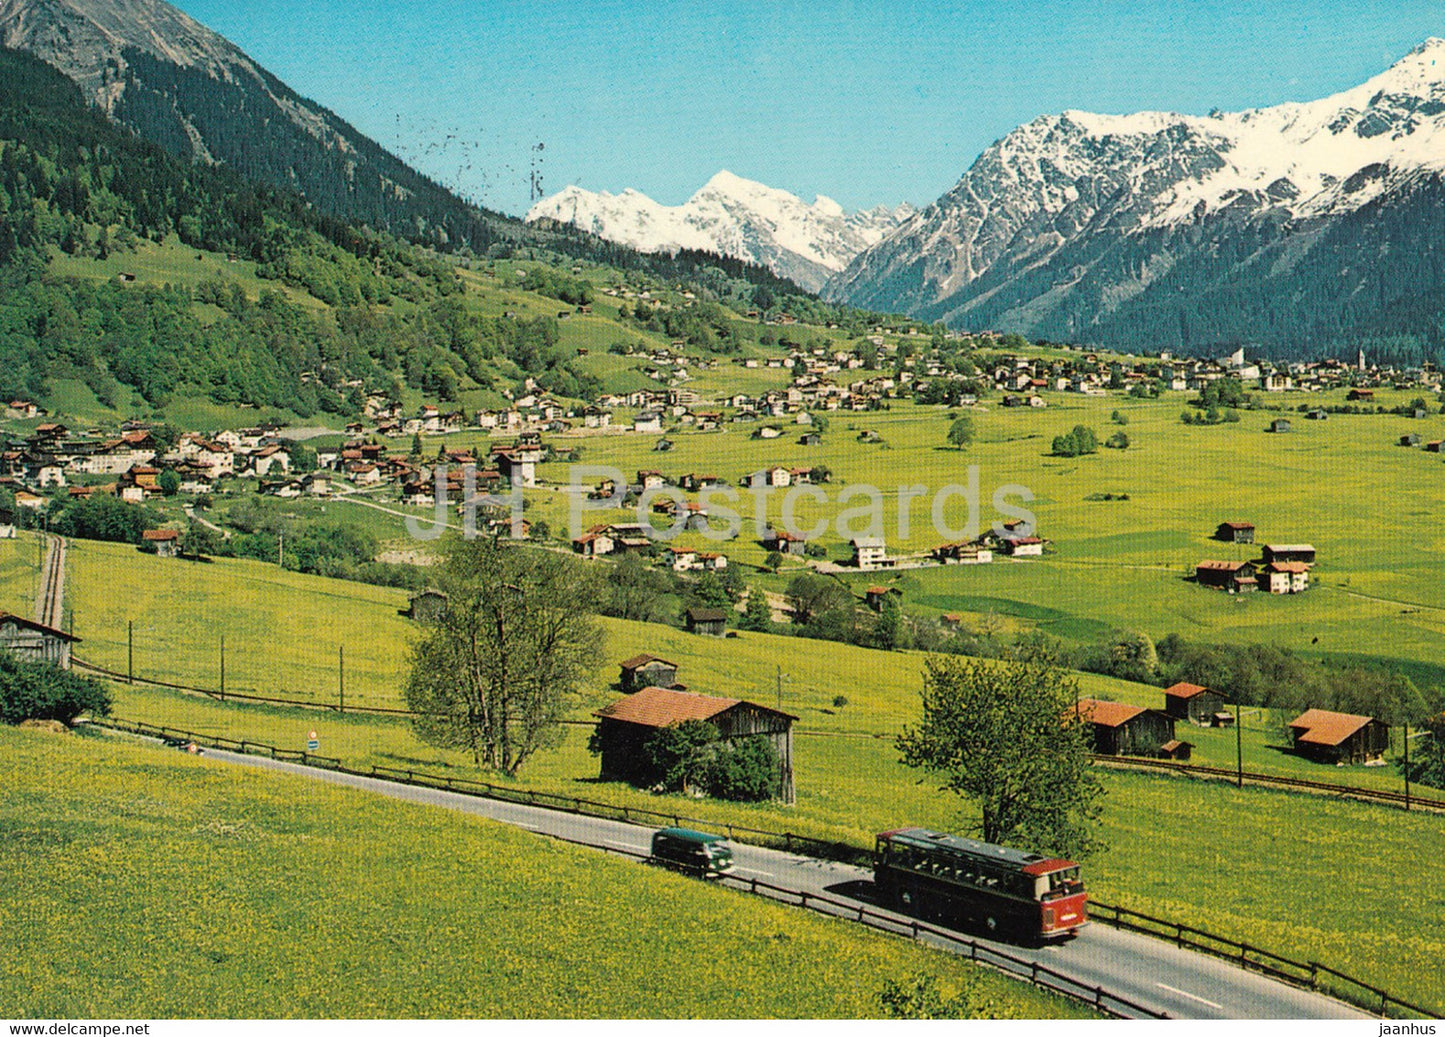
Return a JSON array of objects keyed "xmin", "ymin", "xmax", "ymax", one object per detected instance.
[{"xmin": 650, "ymin": 827, "xmax": 735, "ymax": 877}]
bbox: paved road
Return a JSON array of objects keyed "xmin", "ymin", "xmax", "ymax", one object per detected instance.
[{"xmin": 185, "ymin": 745, "xmax": 1364, "ymax": 1020}]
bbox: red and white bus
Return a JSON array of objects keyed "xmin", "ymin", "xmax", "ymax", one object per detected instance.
[{"xmin": 873, "ymin": 827, "xmax": 1088, "ymax": 941}]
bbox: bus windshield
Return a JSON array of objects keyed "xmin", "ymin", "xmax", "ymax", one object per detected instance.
[{"xmin": 1040, "ymin": 867, "xmax": 1083, "ymax": 900}]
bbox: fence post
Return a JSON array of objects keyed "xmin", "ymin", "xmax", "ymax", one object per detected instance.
[{"xmin": 1309, "ymin": 963, "xmax": 1319, "ymax": 990}]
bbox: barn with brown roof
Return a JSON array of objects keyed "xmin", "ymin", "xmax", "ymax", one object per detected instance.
[
  {"xmin": 592, "ymin": 686, "xmax": 796, "ymax": 802},
  {"xmin": 1288, "ymin": 708, "xmax": 1390, "ymax": 764},
  {"xmin": 1069, "ymin": 698, "xmax": 1176, "ymax": 757},
  {"xmin": 1163, "ymin": 682, "xmax": 1227, "ymax": 725}
]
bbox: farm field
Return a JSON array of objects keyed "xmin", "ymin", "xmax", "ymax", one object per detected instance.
[
  {"xmin": 69, "ymin": 537, "xmax": 1429, "ymax": 796},
  {"xmin": 0, "ymin": 725, "xmax": 1087, "ymax": 1019},
  {"xmin": 100, "ymin": 681, "xmax": 1445, "ymax": 1013}
]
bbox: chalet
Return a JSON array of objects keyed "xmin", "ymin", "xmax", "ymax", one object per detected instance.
[
  {"xmin": 617, "ymin": 654, "xmax": 682, "ymax": 693},
  {"xmin": 1002, "ymin": 536, "xmax": 1045, "ymax": 557},
  {"xmin": 695, "ymin": 551, "xmax": 727, "ymax": 571},
  {"xmin": 932, "ymin": 541, "xmax": 993, "ymax": 565},
  {"xmin": 1195, "ymin": 560, "xmax": 1257, "ymax": 592},
  {"xmin": 678, "ymin": 473, "xmax": 721, "ymax": 493},
  {"xmin": 1426, "ymin": 441, "xmax": 1444, "ymax": 453},
  {"xmin": 141, "ymin": 528, "xmax": 180, "ymax": 558},
  {"xmin": 752, "ymin": 426, "xmax": 784, "ymax": 440},
  {"xmin": 851, "ymin": 536, "xmax": 888, "ymax": 570},
  {"xmin": 1070, "ymin": 699, "xmax": 1176, "ymax": 757},
  {"xmin": 1261, "ymin": 561, "xmax": 1310, "ymax": 594},
  {"xmin": 799, "ymin": 432, "xmax": 823, "ymax": 447},
  {"xmin": 1268, "ymin": 419, "xmax": 1292, "ymax": 433},
  {"xmin": 572, "ymin": 529, "xmax": 616, "ymax": 557},
  {"xmin": 662, "ymin": 547, "xmax": 699, "ymax": 571},
  {"xmin": 762, "ymin": 527, "xmax": 807, "ymax": 555},
  {"xmin": 634, "ymin": 413, "xmax": 664, "ymax": 434},
  {"xmin": 0, "ymin": 612, "xmax": 77, "ymax": 669},
  {"xmin": 1215, "ymin": 521, "xmax": 1255, "ymax": 544},
  {"xmin": 685, "ymin": 607, "xmax": 728, "ymax": 637},
  {"xmin": 1262, "ymin": 544, "xmax": 1316, "ymax": 565},
  {"xmin": 491, "ymin": 440, "xmax": 542, "ymax": 488},
  {"xmin": 1287, "ymin": 708, "xmax": 1390, "ymax": 764},
  {"xmin": 245, "ymin": 445, "xmax": 291, "ymax": 478},
  {"xmin": 636, "ymin": 470, "xmax": 666, "ymax": 491},
  {"xmin": 939, "ymin": 613, "xmax": 965, "ymax": 629},
  {"xmin": 1400, "ymin": 433, "xmax": 1421, "ymax": 447},
  {"xmin": 301, "ymin": 472, "xmax": 332, "ymax": 498},
  {"xmin": 652, "ymin": 438, "xmax": 674, "ymax": 452},
  {"xmin": 1347, "ymin": 389, "xmax": 1375, "ymax": 402},
  {"xmin": 592, "ymin": 686, "xmax": 796, "ymax": 802},
  {"xmin": 1305, "ymin": 409, "xmax": 1328, "ymax": 420},
  {"xmin": 1163, "ymin": 682, "xmax": 1227, "ymax": 725},
  {"xmin": 864, "ymin": 585, "xmax": 900, "ymax": 611},
  {"xmin": 5, "ymin": 401, "xmax": 39, "ymax": 419},
  {"xmin": 405, "ymin": 589, "xmax": 449, "ymax": 623}
]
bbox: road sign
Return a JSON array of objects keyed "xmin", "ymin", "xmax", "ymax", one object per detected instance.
[{"xmin": 307, "ymin": 730, "xmax": 319, "ymax": 751}]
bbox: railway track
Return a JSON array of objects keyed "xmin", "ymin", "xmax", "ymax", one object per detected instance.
[{"xmin": 36, "ymin": 533, "xmax": 65, "ymax": 629}]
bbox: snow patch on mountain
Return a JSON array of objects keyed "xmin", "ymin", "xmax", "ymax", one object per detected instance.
[{"xmin": 527, "ymin": 171, "xmax": 912, "ymax": 292}]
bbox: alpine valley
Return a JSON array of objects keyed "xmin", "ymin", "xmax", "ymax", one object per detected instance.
[{"xmin": 825, "ymin": 39, "xmax": 1445, "ymax": 360}]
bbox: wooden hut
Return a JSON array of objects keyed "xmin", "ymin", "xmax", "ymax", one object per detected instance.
[
  {"xmin": 1070, "ymin": 698, "xmax": 1176, "ymax": 757},
  {"xmin": 1288, "ymin": 709, "xmax": 1390, "ymax": 764},
  {"xmin": 1163, "ymin": 682, "xmax": 1227, "ymax": 725},
  {"xmin": 592, "ymin": 686, "xmax": 797, "ymax": 802},
  {"xmin": 618, "ymin": 654, "xmax": 681, "ymax": 693},
  {"xmin": 0, "ymin": 612, "xmax": 78, "ymax": 669},
  {"xmin": 685, "ymin": 607, "xmax": 727, "ymax": 637}
]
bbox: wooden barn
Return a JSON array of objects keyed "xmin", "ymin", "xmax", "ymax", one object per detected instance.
[
  {"xmin": 0, "ymin": 612, "xmax": 78, "ymax": 669},
  {"xmin": 1164, "ymin": 682, "xmax": 1227, "ymax": 725},
  {"xmin": 618, "ymin": 653, "xmax": 682, "ymax": 693},
  {"xmin": 685, "ymin": 607, "xmax": 727, "ymax": 637},
  {"xmin": 1215, "ymin": 521, "xmax": 1255, "ymax": 544},
  {"xmin": 405, "ymin": 589, "xmax": 449, "ymax": 623},
  {"xmin": 1195, "ymin": 559, "xmax": 1257, "ymax": 592},
  {"xmin": 1070, "ymin": 698, "xmax": 1176, "ymax": 757},
  {"xmin": 1262, "ymin": 544, "xmax": 1316, "ymax": 565},
  {"xmin": 592, "ymin": 686, "xmax": 797, "ymax": 802},
  {"xmin": 1288, "ymin": 708, "xmax": 1390, "ymax": 764}
]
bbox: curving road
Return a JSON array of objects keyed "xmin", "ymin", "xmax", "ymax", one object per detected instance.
[{"xmin": 182, "ymin": 744, "xmax": 1364, "ymax": 1020}]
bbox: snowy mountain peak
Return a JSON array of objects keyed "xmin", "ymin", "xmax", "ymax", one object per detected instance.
[
  {"xmin": 825, "ymin": 38, "xmax": 1445, "ymax": 354},
  {"xmin": 527, "ymin": 173, "xmax": 912, "ymax": 292}
]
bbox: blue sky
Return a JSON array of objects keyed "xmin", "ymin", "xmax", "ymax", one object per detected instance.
[{"xmin": 174, "ymin": 1, "xmax": 1445, "ymax": 217}]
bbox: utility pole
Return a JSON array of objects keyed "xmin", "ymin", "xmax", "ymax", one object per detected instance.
[
  {"xmin": 219, "ymin": 634, "xmax": 226, "ymax": 701},
  {"xmin": 1403, "ymin": 722, "xmax": 1410, "ymax": 812},
  {"xmin": 278, "ymin": 530, "xmax": 284, "ymax": 567},
  {"xmin": 338, "ymin": 645, "xmax": 345, "ymax": 714},
  {"xmin": 127, "ymin": 620, "xmax": 134, "ymax": 685},
  {"xmin": 1235, "ymin": 701, "xmax": 1243, "ymax": 788},
  {"xmin": 776, "ymin": 664, "xmax": 782, "ymax": 711}
]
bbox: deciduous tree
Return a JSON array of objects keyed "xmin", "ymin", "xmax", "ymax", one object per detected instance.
[
  {"xmin": 405, "ymin": 536, "xmax": 601, "ymax": 774},
  {"xmin": 897, "ymin": 653, "xmax": 1104, "ymax": 859}
]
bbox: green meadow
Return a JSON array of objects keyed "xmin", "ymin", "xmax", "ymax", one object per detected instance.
[
  {"xmin": 0, "ymin": 726, "xmax": 1088, "ymax": 1019},
  {"xmin": 100, "ymin": 680, "xmax": 1445, "ymax": 1013}
]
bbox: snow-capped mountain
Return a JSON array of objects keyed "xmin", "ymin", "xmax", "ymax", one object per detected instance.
[
  {"xmin": 528, "ymin": 171, "xmax": 913, "ymax": 292},
  {"xmin": 826, "ymin": 39, "xmax": 1445, "ymax": 355}
]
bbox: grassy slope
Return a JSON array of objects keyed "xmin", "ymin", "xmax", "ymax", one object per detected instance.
[{"xmin": 0, "ymin": 726, "xmax": 1087, "ymax": 1019}]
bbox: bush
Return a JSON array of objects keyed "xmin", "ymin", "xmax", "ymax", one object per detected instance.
[
  {"xmin": 1051, "ymin": 425, "xmax": 1098, "ymax": 457},
  {"xmin": 1105, "ymin": 431, "xmax": 1129, "ymax": 449},
  {"xmin": 0, "ymin": 652, "xmax": 111, "ymax": 725},
  {"xmin": 700, "ymin": 736, "xmax": 780, "ymax": 802}
]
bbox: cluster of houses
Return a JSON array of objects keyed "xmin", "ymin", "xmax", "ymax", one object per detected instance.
[
  {"xmin": 1197, "ymin": 523, "xmax": 1315, "ymax": 595},
  {"xmin": 0, "ymin": 417, "xmax": 305, "ymax": 504},
  {"xmin": 1073, "ymin": 681, "xmax": 1393, "ymax": 766}
]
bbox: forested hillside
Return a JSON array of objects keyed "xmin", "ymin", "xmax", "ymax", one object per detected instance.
[{"xmin": 0, "ymin": 46, "xmax": 836, "ymax": 417}]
